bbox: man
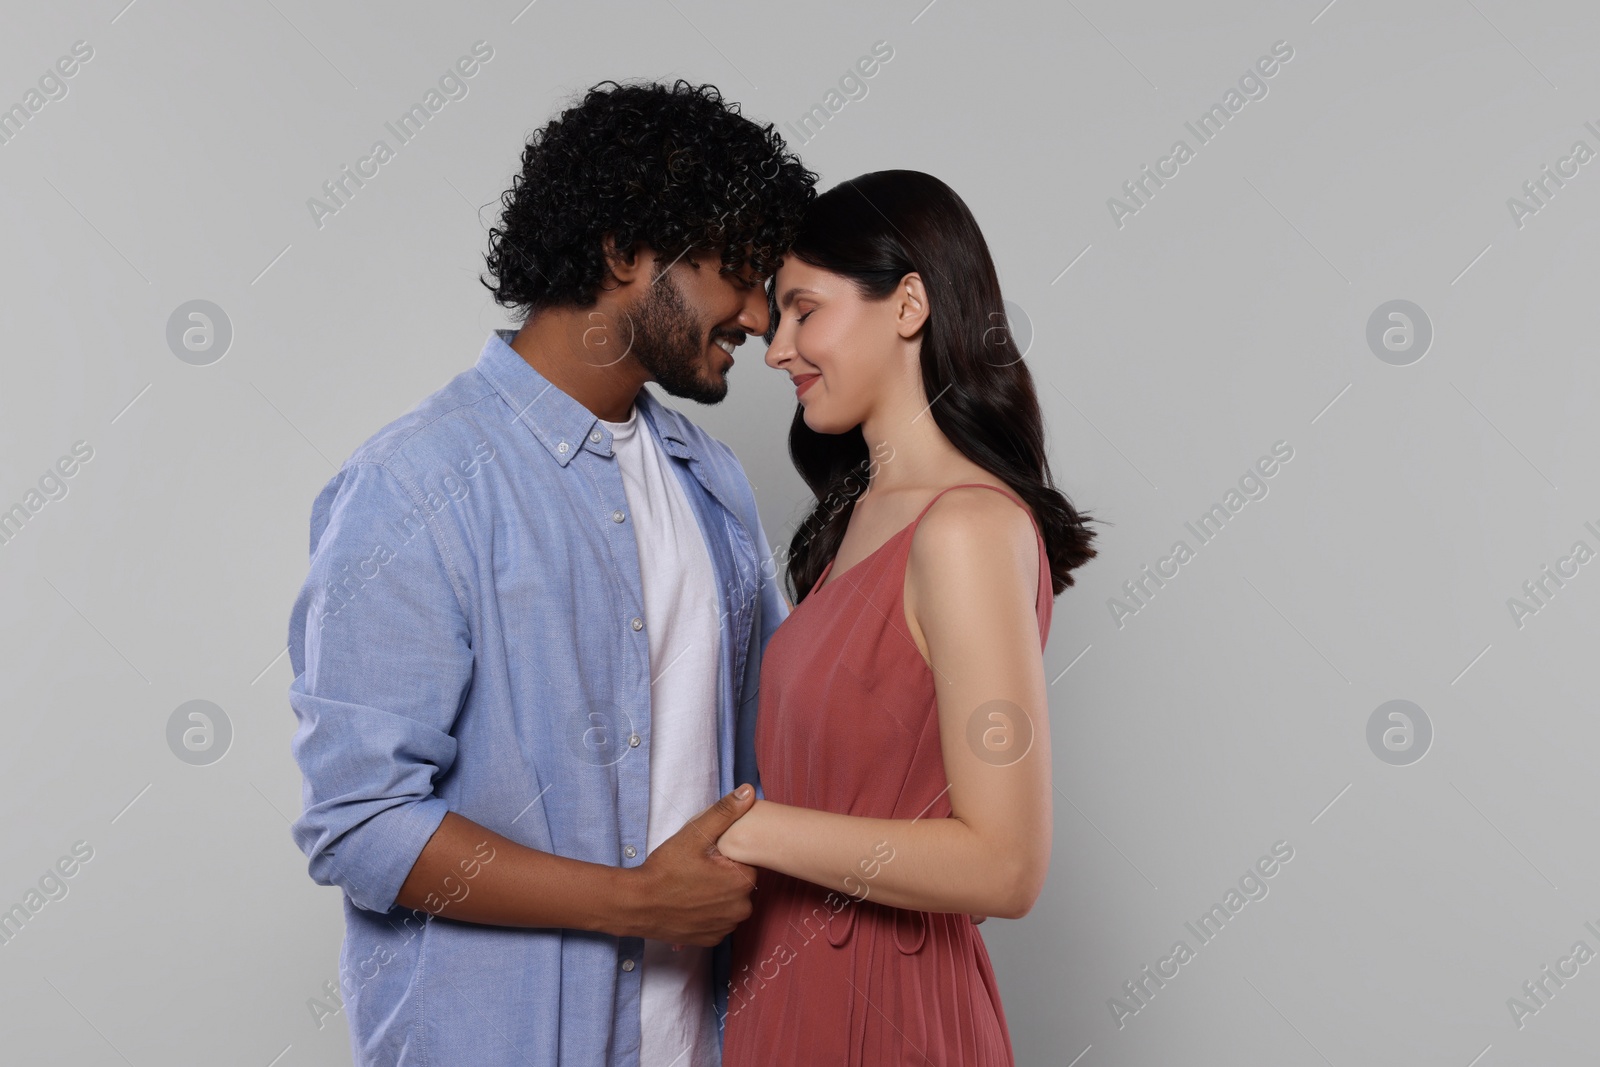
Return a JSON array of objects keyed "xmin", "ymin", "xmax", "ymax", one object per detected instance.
[{"xmin": 287, "ymin": 80, "xmax": 816, "ymax": 1066}]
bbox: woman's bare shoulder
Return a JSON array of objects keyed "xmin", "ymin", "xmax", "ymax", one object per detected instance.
[{"xmin": 906, "ymin": 485, "xmax": 1037, "ymax": 597}]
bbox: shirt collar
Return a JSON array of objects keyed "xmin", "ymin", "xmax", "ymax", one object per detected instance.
[{"xmin": 476, "ymin": 329, "xmax": 694, "ymax": 467}]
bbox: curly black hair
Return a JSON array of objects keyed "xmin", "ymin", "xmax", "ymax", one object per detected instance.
[{"xmin": 482, "ymin": 80, "xmax": 817, "ymax": 319}]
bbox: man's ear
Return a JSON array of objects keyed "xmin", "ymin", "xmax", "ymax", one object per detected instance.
[
  {"xmin": 894, "ymin": 272, "xmax": 930, "ymax": 339},
  {"xmin": 600, "ymin": 234, "xmax": 648, "ymax": 287}
]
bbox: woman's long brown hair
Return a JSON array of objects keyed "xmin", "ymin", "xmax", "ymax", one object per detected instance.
[{"xmin": 778, "ymin": 170, "xmax": 1100, "ymax": 605}]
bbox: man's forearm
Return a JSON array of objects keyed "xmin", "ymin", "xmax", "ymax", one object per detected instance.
[{"xmin": 395, "ymin": 811, "xmax": 643, "ymax": 936}]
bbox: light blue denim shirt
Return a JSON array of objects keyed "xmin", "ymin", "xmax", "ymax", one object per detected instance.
[{"xmin": 287, "ymin": 329, "xmax": 787, "ymax": 1066}]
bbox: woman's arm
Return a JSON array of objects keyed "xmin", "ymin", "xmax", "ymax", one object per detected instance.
[{"xmin": 716, "ymin": 488, "xmax": 1052, "ymax": 918}]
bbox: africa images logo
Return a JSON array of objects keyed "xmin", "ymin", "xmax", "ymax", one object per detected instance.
[{"xmin": 306, "ymin": 41, "xmax": 494, "ymax": 229}]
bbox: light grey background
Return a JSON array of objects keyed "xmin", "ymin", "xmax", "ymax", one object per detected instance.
[{"xmin": 2, "ymin": 0, "xmax": 1597, "ymax": 1063}]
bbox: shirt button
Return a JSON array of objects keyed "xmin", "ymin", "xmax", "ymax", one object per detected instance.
[
  {"xmin": 611, "ymin": 509, "xmax": 625, "ymax": 523},
  {"xmin": 629, "ymin": 733, "xmax": 641, "ymax": 747},
  {"xmin": 557, "ymin": 441, "xmax": 569, "ymax": 453},
  {"xmin": 631, "ymin": 617, "xmax": 643, "ymax": 631},
  {"xmin": 590, "ymin": 430, "xmax": 602, "ymax": 443},
  {"xmin": 623, "ymin": 844, "xmax": 637, "ymax": 859},
  {"xmin": 621, "ymin": 958, "xmax": 636, "ymax": 972}
]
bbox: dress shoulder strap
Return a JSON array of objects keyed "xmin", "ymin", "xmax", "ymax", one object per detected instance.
[{"xmin": 910, "ymin": 482, "xmax": 1033, "ymax": 530}]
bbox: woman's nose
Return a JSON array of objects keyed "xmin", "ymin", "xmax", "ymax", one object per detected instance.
[{"xmin": 764, "ymin": 331, "xmax": 792, "ymax": 370}]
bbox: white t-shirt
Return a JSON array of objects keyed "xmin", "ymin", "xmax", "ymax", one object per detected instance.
[{"xmin": 600, "ymin": 400, "xmax": 723, "ymax": 1067}]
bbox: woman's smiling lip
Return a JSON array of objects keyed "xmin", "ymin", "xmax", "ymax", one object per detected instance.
[{"xmin": 792, "ymin": 373, "xmax": 821, "ymax": 397}]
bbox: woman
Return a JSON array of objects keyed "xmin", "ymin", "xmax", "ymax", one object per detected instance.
[{"xmin": 716, "ymin": 170, "xmax": 1099, "ymax": 1065}]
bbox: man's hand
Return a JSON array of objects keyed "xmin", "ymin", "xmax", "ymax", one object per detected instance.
[
  {"xmin": 392, "ymin": 788, "xmax": 759, "ymax": 943},
  {"xmin": 621, "ymin": 786, "xmax": 759, "ymax": 947}
]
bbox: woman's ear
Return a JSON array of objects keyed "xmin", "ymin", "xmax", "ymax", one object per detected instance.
[{"xmin": 894, "ymin": 272, "xmax": 929, "ymax": 339}]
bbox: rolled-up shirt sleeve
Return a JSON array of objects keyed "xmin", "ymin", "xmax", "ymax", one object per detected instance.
[{"xmin": 287, "ymin": 460, "xmax": 472, "ymax": 914}]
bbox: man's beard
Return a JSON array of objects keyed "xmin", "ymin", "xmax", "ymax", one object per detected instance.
[{"xmin": 629, "ymin": 270, "xmax": 731, "ymax": 405}]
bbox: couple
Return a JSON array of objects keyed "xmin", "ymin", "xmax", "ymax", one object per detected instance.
[{"xmin": 287, "ymin": 79, "xmax": 1096, "ymax": 1067}]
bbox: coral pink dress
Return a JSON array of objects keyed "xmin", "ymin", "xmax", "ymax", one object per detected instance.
[{"xmin": 722, "ymin": 483, "xmax": 1053, "ymax": 1066}]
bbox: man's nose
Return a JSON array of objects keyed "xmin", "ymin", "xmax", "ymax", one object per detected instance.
[{"xmin": 740, "ymin": 284, "xmax": 771, "ymax": 339}]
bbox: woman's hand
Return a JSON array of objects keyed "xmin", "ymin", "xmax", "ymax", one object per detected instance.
[{"xmin": 713, "ymin": 794, "xmax": 761, "ymax": 866}]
